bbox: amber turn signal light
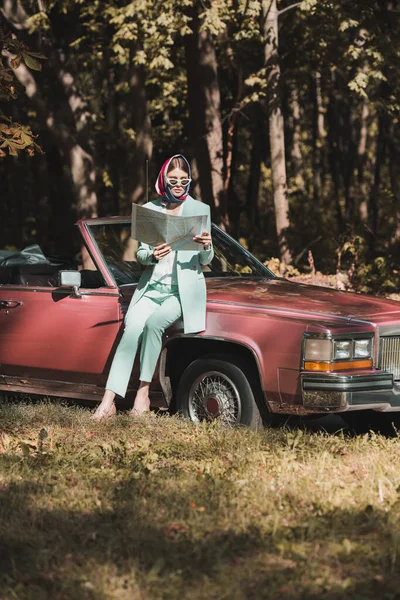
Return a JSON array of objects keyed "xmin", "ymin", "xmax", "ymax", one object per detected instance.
[
  {"xmin": 304, "ymin": 359, "xmax": 373, "ymax": 372},
  {"xmin": 304, "ymin": 361, "xmax": 332, "ymax": 371}
]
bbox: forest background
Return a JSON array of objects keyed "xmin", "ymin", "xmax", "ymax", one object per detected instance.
[{"xmin": 1, "ymin": 0, "xmax": 400, "ymax": 294}]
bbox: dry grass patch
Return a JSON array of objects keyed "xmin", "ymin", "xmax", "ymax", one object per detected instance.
[{"xmin": 1, "ymin": 400, "xmax": 400, "ymax": 599}]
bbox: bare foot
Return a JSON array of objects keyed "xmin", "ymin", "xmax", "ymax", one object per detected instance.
[
  {"xmin": 128, "ymin": 407, "xmax": 151, "ymax": 418},
  {"xmin": 92, "ymin": 401, "xmax": 116, "ymax": 422},
  {"xmin": 129, "ymin": 387, "xmax": 150, "ymax": 417},
  {"xmin": 128, "ymin": 382, "xmax": 151, "ymax": 417},
  {"xmin": 128, "ymin": 398, "xmax": 150, "ymax": 417}
]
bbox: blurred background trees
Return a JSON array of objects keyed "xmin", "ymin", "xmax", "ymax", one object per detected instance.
[{"xmin": 1, "ymin": 0, "xmax": 400, "ymax": 289}]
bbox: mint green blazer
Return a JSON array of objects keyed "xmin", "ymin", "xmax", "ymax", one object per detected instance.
[{"xmin": 132, "ymin": 196, "xmax": 214, "ymax": 334}]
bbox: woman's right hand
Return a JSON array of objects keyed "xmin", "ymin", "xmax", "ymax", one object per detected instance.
[{"xmin": 153, "ymin": 243, "xmax": 172, "ymax": 261}]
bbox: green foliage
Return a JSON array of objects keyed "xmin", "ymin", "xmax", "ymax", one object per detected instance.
[
  {"xmin": 0, "ymin": 62, "xmax": 20, "ymax": 101},
  {"xmin": 0, "ymin": 116, "xmax": 43, "ymax": 157},
  {"xmin": 334, "ymin": 236, "xmax": 400, "ymax": 295},
  {"xmin": 351, "ymin": 255, "xmax": 400, "ymax": 295},
  {"xmin": 1, "ymin": 0, "xmax": 400, "ymax": 287},
  {"xmin": 0, "ymin": 28, "xmax": 46, "ymax": 158},
  {"xmin": 5, "ymin": 37, "xmax": 47, "ymax": 71}
]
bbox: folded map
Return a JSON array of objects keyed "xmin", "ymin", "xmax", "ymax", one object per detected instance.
[{"xmin": 131, "ymin": 203, "xmax": 207, "ymax": 251}]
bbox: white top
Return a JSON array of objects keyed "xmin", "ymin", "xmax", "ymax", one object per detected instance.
[{"xmin": 149, "ymin": 203, "xmax": 183, "ymax": 286}]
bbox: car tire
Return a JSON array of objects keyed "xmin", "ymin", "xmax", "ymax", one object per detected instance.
[{"xmin": 175, "ymin": 357, "xmax": 263, "ymax": 429}]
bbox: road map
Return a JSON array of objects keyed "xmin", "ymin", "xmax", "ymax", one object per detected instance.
[{"xmin": 131, "ymin": 203, "xmax": 207, "ymax": 251}]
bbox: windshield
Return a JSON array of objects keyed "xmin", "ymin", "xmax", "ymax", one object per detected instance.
[{"xmin": 87, "ymin": 221, "xmax": 274, "ymax": 286}]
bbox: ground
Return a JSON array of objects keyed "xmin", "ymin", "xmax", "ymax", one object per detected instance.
[{"xmin": 0, "ymin": 400, "xmax": 400, "ymax": 600}]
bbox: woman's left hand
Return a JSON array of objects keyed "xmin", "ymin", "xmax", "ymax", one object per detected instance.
[{"xmin": 193, "ymin": 230, "xmax": 212, "ymax": 249}]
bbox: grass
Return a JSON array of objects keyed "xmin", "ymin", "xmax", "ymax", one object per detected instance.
[{"xmin": 1, "ymin": 400, "xmax": 400, "ymax": 599}]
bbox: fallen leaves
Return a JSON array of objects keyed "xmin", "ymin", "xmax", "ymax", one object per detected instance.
[{"xmin": 163, "ymin": 523, "xmax": 188, "ymax": 539}]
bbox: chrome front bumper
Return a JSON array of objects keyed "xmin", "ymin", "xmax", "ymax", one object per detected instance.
[{"xmin": 301, "ymin": 372, "xmax": 400, "ymax": 412}]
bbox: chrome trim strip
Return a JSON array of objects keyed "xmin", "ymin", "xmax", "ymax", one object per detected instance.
[
  {"xmin": 303, "ymin": 332, "xmax": 375, "ymax": 340},
  {"xmin": 302, "ymin": 372, "xmax": 392, "ymax": 387},
  {"xmin": 0, "ymin": 286, "xmax": 119, "ymax": 297},
  {"xmin": 78, "ymin": 217, "xmax": 131, "ymax": 226},
  {"xmin": 345, "ymin": 403, "xmax": 400, "ymax": 413},
  {"xmin": 207, "ymin": 299, "xmax": 374, "ymax": 326},
  {"xmin": 378, "ymin": 325, "xmax": 400, "ymax": 337},
  {"xmin": 1, "ymin": 374, "xmax": 99, "ymax": 388},
  {"xmin": 303, "ymin": 379, "xmax": 392, "ymax": 391}
]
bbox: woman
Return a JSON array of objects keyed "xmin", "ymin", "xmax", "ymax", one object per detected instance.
[{"xmin": 93, "ymin": 154, "xmax": 213, "ymax": 421}]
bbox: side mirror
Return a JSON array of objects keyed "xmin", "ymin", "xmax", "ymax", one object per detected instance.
[{"xmin": 59, "ymin": 270, "xmax": 82, "ymax": 298}]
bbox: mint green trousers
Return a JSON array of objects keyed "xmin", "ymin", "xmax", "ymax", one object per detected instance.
[{"xmin": 106, "ymin": 282, "xmax": 182, "ymax": 398}]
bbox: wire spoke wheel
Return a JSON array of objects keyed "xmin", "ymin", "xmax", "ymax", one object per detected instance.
[
  {"xmin": 187, "ymin": 370, "xmax": 242, "ymax": 425},
  {"xmin": 176, "ymin": 357, "xmax": 262, "ymax": 429}
]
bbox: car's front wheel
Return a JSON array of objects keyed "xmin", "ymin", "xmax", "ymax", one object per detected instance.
[{"xmin": 175, "ymin": 357, "xmax": 263, "ymax": 429}]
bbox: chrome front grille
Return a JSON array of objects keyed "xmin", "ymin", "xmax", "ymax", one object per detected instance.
[{"xmin": 379, "ymin": 336, "xmax": 400, "ymax": 381}]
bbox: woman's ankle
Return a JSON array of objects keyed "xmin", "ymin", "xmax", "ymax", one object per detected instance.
[
  {"xmin": 100, "ymin": 390, "xmax": 116, "ymax": 405},
  {"xmin": 132, "ymin": 392, "xmax": 150, "ymax": 410}
]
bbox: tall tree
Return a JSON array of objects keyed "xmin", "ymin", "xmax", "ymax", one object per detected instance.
[
  {"xmin": 262, "ymin": 0, "xmax": 292, "ymax": 270},
  {"xmin": 184, "ymin": 2, "xmax": 226, "ymax": 226},
  {"xmin": 3, "ymin": 1, "xmax": 98, "ymax": 222},
  {"xmin": 128, "ymin": 59, "xmax": 153, "ymax": 206}
]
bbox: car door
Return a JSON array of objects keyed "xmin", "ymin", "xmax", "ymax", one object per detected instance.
[
  {"xmin": 0, "ymin": 286, "xmax": 120, "ymax": 382},
  {"xmin": 0, "ymin": 230, "xmax": 122, "ymax": 389}
]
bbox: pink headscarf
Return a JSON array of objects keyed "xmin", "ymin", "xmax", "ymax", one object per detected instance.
[{"xmin": 155, "ymin": 154, "xmax": 191, "ymax": 205}]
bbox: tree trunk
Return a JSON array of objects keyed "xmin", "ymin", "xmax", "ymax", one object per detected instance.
[
  {"xmin": 246, "ymin": 104, "xmax": 263, "ymax": 236},
  {"xmin": 12, "ymin": 62, "xmax": 97, "ymax": 220},
  {"xmin": 3, "ymin": 3, "xmax": 98, "ymax": 222},
  {"xmin": 0, "ymin": 13, "xmax": 6, "ymax": 55},
  {"xmin": 58, "ymin": 67, "xmax": 98, "ymax": 219},
  {"xmin": 312, "ymin": 71, "xmax": 325, "ymax": 203},
  {"xmin": 262, "ymin": 0, "xmax": 292, "ymax": 270},
  {"xmin": 367, "ymin": 114, "xmax": 386, "ymax": 254},
  {"xmin": 289, "ymin": 82, "xmax": 305, "ymax": 192},
  {"xmin": 388, "ymin": 119, "xmax": 400, "ymax": 242},
  {"xmin": 102, "ymin": 47, "xmax": 121, "ymax": 216},
  {"xmin": 45, "ymin": 143, "xmax": 76, "ymax": 254},
  {"xmin": 357, "ymin": 98, "xmax": 369, "ymax": 223},
  {"xmin": 128, "ymin": 57, "xmax": 153, "ymax": 208},
  {"xmin": 184, "ymin": 4, "xmax": 225, "ymax": 227},
  {"xmin": 223, "ymin": 68, "xmax": 243, "ymax": 233},
  {"xmin": 341, "ymin": 101, "xmax": 357, "ymax": 226},
  {"xmin": 327, "ymin": 70, "xmax": 344, "ymax": 232}
]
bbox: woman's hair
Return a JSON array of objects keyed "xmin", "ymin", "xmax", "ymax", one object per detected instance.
[{"xmin": 167, "ymin": 156, "xmax": 189, "ymax": 175}]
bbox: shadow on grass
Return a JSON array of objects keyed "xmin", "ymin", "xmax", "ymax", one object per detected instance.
[
  {"xmin": 276, "ymin": 414, "xmax": 349, "ymax": 435},
  {"xmin": 0, "ymin": 474, "xmax": 399, "ymax": 600},
  {"xmin": 2, "ymin": 395, "xmax": 400, "ymax": 439},
  {"xmin": 276, "ymin": 412, "xmax": 400, "ymax": 438}
]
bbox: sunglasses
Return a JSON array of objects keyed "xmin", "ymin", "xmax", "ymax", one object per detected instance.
[{"xmin": 166, "ymin": 177, "xmax": 192, "ymax": 187}]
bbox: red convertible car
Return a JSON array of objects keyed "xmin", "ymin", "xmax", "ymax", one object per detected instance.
[{"xmin": 1, "ymin": 216, "xmax": 400, "ymax": 429}]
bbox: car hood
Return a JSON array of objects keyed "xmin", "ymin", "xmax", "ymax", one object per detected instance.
[{"xmin": 205, "ymin": 278, "xmax": 400, "ymax": 323}]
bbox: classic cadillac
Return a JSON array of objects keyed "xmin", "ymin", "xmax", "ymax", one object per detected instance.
[{"xmin": 1, "ymin": 216, "xmax": 400, "ymax": 430}]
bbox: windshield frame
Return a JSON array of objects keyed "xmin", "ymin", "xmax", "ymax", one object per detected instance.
[
  {"xmin": 207, "ymin": 224, "xmax": 276, "ymax": 279},
  {"xmin": 82, "ymin": 217, "xmax": 276, "ymax": 287}
]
